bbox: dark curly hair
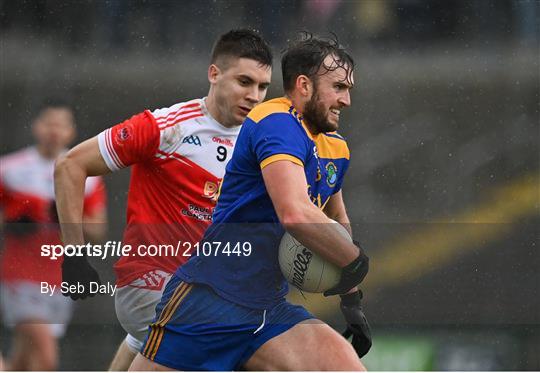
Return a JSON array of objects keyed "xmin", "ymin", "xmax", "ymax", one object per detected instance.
[{"xmin": 281, "ymin": 32, "xmax": 354, "ymax": 92}]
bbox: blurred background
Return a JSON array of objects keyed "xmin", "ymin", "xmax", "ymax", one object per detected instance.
[{"xmin": 1, "ymin": 0, "xmax": 538, "ymax": 370}]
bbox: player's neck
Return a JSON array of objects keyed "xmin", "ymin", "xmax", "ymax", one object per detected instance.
[
  {"xmin": 205, "ymin": 94, "xmax": 236, "ymax": 128},
  {"xmin": 286, "ymin": 93, "xmax": 306, "ymax": 117}
]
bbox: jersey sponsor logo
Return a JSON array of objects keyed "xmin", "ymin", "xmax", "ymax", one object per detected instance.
[
  {"xmin": 292, "ymin": 247, "xmax": 313, "ymax": 289},
  {"xmin": 326, "ymin": 162, "xmax": 338, "ymax": 187},
  {"xmin": 182, "ymin": 135, "xmax": 202, "ymax": 146},
  {"xmin": 212, "ymin": 136, "xmax": 234, "ymax": 147},
  {"xmin": 181, "ymin": 204, "xmax": 213, "ymax": 221}
]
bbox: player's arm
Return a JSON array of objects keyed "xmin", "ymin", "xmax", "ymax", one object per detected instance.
[
  {"xmin": 262, "ymin": 160, "xmax": 358, "ymax": 267},
  {"xmin": 320, "ymin": 182, "xmax": 372, "ymax": 356},
  {"xmin": 323, "ymin": 191, "xmax": 359, "ymax": 292},
  {"xmin": 263, "ymin": 160, "xmax": 368, "ymax": 295},
  {"xmin": 323, "ymin": 190, "xmax": 352, "ymax": 236},
  {"xmin": 82, "ymin": 190, "xmax": 108, "ymax": 244},
  {"xmin": 54, "ymin": 137, "xmax": 110, "ymax": 246},
  {"xmin": 54, "ymin": 137, "xmax": 110, "ymax": 300}
]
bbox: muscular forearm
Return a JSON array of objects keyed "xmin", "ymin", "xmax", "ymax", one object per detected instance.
[
  {"xmin": 323, "ymin": 191, "xmax": 352, "ymax": 236},
  {"xmin": 54, "ymin": 137, "xmax": 110, "ymax": 245},
  {"xmin": 54, "ymin": 153, "xmax": 88, "ymax": 245},
  {"xmin": 83, "ymin": 210, "xmax": 107, "ymax": 243},
  {"xmin": 331, "ymin": 211, "xmax": 352, "ymax": 237},
  {"xmin": 282, "ymin": 203, "xmax": 359, "ymax": 267},
  {"xmin": 263, "ymin": 161, "xmax": 360, "ymax": 267}
]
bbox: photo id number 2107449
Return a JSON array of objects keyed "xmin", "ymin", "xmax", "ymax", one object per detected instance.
[{"xmin": 183, "ymin": 241, "xmax": 252, "ymax": 257}]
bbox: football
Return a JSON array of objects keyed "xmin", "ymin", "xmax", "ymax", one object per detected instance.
[{"xmin": 278, "ymin": 220, "xmax": 352, "ymax": 293}]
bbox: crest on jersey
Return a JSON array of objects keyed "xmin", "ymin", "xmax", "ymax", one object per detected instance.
[
  {"xmin": 203, "ymin": 180, "xmax": 221, "ymax": 202},
  {"xmin": 117, "ymin": 126, "xmax": 132, "ymax": 142},
  {"xmin": 325, "ymin": 162, "xmax": 338, "ymax": 187}
]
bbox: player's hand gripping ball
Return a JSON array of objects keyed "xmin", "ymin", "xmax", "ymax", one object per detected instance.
[{"xmin": 278, "ymin": 220, "xmax": 350, "ymax": 293}]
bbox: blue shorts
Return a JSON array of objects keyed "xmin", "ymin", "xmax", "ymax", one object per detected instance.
[{"xmin": 140, "ymin": 274, "xmax": 314, "ymax": 370}]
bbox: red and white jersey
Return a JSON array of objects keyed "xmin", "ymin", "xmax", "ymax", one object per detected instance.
[
  {"xmin": 0, "ymin": 146, "xmax": 106, "ymax": 284},
  {"xmin": 97, "ymin": 98, "xmax": 240, "ymax": 286}
]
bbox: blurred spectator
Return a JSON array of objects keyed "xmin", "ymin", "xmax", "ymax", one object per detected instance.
[{"xmin": 0, "ymin": 100, "xmax": 107, "ymax": 370}]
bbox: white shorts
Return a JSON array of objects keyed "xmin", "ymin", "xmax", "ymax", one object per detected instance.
[
  {"xmin": 0, "ymin": 281, "xmax": 73, "ymax": 337},
  {"xmin": 115, "ymin": 270, "xmax": 172, "ymax": 353}
]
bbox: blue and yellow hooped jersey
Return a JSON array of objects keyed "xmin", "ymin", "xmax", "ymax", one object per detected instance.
[{"xmin": 177, "ymin": 97, "xmax": 350, "ymax": 309}]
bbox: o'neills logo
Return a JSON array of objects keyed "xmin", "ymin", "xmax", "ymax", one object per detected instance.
[
  {"xmin": 212, "ymin": 137, "xmax": 234, "ymax": 147},
  {"xmin": 292, "ymin": 248, "xmax": 313, "ymax": 288},
  {"xmin": 116, "ymin": 125, "xmax": 132, "ymax": 142}
]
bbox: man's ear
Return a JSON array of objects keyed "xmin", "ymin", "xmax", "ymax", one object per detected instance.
[
  {"xmin": 295, "ymin": 75, "xmax": 313, "ymax": 98},
  {"xmin": 208, "ymin": 64, "xmax": 220, "ymax": 84}
]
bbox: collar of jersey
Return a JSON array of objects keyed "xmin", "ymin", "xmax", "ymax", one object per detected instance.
[{"xmin": 276, "ymin": 96, "xmax": 317, "ymax": 141}]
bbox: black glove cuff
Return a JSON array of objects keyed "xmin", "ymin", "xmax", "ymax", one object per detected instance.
[
  {"xmin": 340, "ymin": 290, "xmax": 363, "ymax": 307},
  {"xmin": 323, "ymin": 251, "xmax": 369, "ymax": 296},
  {"xmin": 342, "ymin": 252, "xmax": 369, "ymax": 275}
]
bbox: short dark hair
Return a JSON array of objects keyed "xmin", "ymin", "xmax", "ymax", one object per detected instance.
[
  {"xmin": 281, "ymin": 33, "xmax": 354, "ymax": 93},
  {"xmin": 210, "ymin": 29, "xmax": 273, "ymax": 69}
]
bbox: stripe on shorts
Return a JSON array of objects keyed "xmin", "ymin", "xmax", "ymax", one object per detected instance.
[{"xmin": 142, "ymin": 281, "xmax": 193, "ymax": 360}]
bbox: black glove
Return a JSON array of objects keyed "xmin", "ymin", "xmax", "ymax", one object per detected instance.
[
  {"xmin": 61, "ymin": 256, "xmax": 101, "ymax": 300},
  {"xmin": 324, "ymin": 242, "xmax": 369, "ymax": 296},
  {"xmin": 340, "ymin": 290, "xmax": 372, "ymax": 358}
]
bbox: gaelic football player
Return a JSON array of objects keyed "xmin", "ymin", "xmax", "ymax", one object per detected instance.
[
  {"xmin": 131, "ymin": 34, "xmax": 370, "ymax": 371},
  {"xmin": 54, "ymin": 30, "xmax": 273, "ymax": 370}
]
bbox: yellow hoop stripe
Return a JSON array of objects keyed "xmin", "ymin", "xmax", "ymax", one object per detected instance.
[
  {"xmin": 142, "ymin": 282, "xmax": 193, "ymax": 360},
  {"xmin": 260, "ymin": 154, "xmax": 304, "ymax": 169}
]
